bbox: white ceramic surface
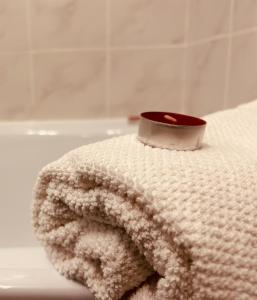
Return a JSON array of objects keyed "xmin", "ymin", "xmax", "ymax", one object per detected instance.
[{"xmin": 0, "ymin": 119, "xmax": 137, "ymax": 299}]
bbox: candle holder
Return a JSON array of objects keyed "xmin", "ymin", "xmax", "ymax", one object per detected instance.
[{"xmin": 138, "ymin": 111, "xmax": 207, "ymax": 151}]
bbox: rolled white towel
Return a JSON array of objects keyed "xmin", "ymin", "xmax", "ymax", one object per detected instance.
[{"xmin": 33, "ymin": 101, "xmax": 257, "ymax": 300}]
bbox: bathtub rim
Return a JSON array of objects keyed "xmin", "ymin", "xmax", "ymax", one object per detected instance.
[{"xmin": 0, "ymin": 118, "xmax": 138, "ymax": 136}]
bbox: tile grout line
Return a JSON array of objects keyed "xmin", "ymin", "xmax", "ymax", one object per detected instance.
[
  {"xmin": 105, "ymin": 0, "xmax": 111, "ymax": 117},
  {"xmin": 232, "ymin": 26, "xmax": 257, "ymax": 36},
  {"xmin": 25, "ymin": 0, "xmax": 35, "ymax": 116},
  {"xmin": 181, "ymin": 0, "xmax": 190, "ymax": 114},
  {"xmin": 187, "ymin": 33, "xmax": 230, "ymax": 47},
  {"xmin": 1, "ymin": 23, "xmax": 257, "ymax": 58},
  {"xmin": 110, "ymin": 44, "xmax": 184, "ymax": 50},
  {"xmin": 223, "ymin": 0, "xmax": 234, "ymax": 109}
]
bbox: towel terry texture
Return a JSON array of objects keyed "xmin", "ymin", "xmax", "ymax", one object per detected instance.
[{"xmin": 33, "ymin": 101, "xmax": 257, "ymax": 300}]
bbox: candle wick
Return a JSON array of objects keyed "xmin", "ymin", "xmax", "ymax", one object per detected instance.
[{"xmin": 164, "ymin": 114, "xmax": 177, "ymax": 123}]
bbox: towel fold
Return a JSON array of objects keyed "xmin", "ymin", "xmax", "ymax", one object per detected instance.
[{"xmin": 33, "ymin": 101, "xmax": 257, "ymax": 300}]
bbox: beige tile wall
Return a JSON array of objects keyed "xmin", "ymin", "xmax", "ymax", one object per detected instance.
[{"xmin": 0, "ymin": 0, "xmax": 257, "ymax": 120}]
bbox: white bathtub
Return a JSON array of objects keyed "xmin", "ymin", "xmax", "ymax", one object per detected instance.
[{"xmin": 0, "ymin": 119, "xmax": 137, "ymax": 299}]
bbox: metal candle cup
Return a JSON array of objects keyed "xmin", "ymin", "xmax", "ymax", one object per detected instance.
[{"xmin": 138, "ymin": 111, "xmax": 207, "ymax": 151}]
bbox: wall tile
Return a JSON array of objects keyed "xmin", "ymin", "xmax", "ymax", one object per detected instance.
[
  {"xmin": 228, "ymin": 32, "xmax": 257, "ymax": 107},
  {"xmin": 0, "ymin": 53, "xmax": 30, "ymax": 119},
  {"xmin": 185, "ymin": 39, "xmax": 228, "ymax": 117},
  {"xmin": 0, "ymin": 0, "xmax": 255, "ymax": 121},
  {"xmin": 31, "ymin": 51, "xmax": 106, "ymax": 119},
  {"xmin": 109, "ymin": 48, "xmax": 184, "ymax": 116},
  {"xmin": 233, "ymin": 0, "xmax": 257, "ymax": 31},
  {"xmin": 0, "ymin": 0, "xmax": 28, "ymax": 51},
  {"xmin": 188, "ymin": 0, "xmax": 230, "ymax": 42},
  {"xmin": 110, "ymin": 0, "xmax": 186, "ymax": 46},
  {"xmin": 30, "ymin": 0, "xmax": 106, "ymax": 50}
]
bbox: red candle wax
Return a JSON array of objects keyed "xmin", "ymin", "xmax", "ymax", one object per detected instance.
[{"xmin": 141, "ymin": 111, "xmax": 206, "ymax": 127}]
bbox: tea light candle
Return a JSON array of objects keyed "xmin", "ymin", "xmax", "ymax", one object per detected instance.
[{"xmin": 138, "ymin": 111, "xmax": 207, "ymax": 150}]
